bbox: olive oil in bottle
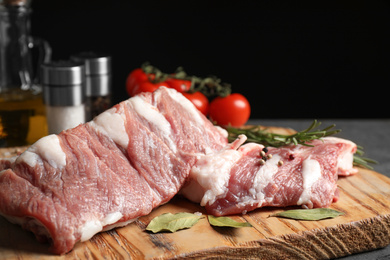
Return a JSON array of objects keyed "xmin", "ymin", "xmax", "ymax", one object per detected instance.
[
  {"xmin": 0, "ymin": 88, "xmax": 48, "ymax": 147},
  {"xmin": 0, "ymin": 1, "xmax": 51, "ymax": 147}
]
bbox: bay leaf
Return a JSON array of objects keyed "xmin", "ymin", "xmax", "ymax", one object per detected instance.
[
  {"xmin": 208, "ymin": 215, "xmax": 252, "ymax": 228},
  {"xmin": 270, "ymin": 208, "xmax": 344, "ymax": 221},
  {"xmin": 146, "ymin": 212, "xmax": 203, "ymax": 233}
]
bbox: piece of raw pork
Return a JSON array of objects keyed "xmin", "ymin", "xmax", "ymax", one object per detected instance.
[
  {"xmin": 0, "ymin": 87, "xmax": 228, "ymax": 254},
  {"xmin": 181, "ymin": 135, "xmax": 357, "ymax": 216}
]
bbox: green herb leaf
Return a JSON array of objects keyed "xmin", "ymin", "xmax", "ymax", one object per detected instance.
[
  {"xmin": 146, "ymin": 212, "xmax": 203, "ymax": 233},
  {"xmin": 269, "ymin": 208, "xmax": 344, "ymax": 221},
  {"xmin": 208, "ymin": 215, "xmax": 252, "ymax": 228}
]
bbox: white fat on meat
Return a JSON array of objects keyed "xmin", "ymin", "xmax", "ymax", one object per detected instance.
[
  {"xmin": 322, "ymin": 137, "xmax": 358, "ymax": 175},
  {"xmin": 89, "ymin": 107, "xmax": 129, "ymax": 148},
  {"xmin": 337, "ymin": 152, "xmax": 355, "ymax": 174},
  {"xmin": 182, "ymin": 135, "xmax": 248, "ymax": 206},
  {"xmin": 80, "ymin": 219, "xmax": 103, "ymax": 242},
  {"xmin": 213, "ymin": 125, "xmax": 228, "ymax": 140},
  {"xmin": 102, "ymin": 217, "xmax": 137, "ymax": 232},
  {"xmin": 238, "ymin": 153, "xmax": 282, "ymax": 208},
  {"xmin": 80, "ymin": 212, "xmax": 126, "ymax": 242},
  {"xmin": 16, "ymin": 134, "xmax": 66, "ymax": 169},
  {"xmin": 297, "ymin": 157, "xmax": 322, "ymax": 208},
  {"xmin": 195, "ymin": 149, "xmax": 242, "ymax": 206},
  {"xmin": 128, "ymin": 95, "xmax": 177, "ymax": 153}
]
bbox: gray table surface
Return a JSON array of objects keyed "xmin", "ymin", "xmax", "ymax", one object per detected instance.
[{"xmin": 247, "ymin": 119, "xmax": 390, "ymax": 260}]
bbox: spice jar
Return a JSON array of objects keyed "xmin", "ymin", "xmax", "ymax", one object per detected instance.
[
  {"xmin": 71, "ymin": 52, "xmax": 111, "ymax": 121},
  {"xmin": 41, "ymin": 61, "xmax": 86, "ymax": 135}
]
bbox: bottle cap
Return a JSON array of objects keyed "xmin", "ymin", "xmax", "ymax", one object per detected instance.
[
  {"xmin": 41, "ymin": 61, "xmax": 85, "ymax": 106},
  {"xmin": 71, "ymin": 52, "xmax": 111, "ymax": 96},
  {"xmin": 70, "ymin": 52, "xmax": 111, "ymax": 75},
  {"xmin": 41, "ymin": 60, "xmax": 85, "ymax": 86}
]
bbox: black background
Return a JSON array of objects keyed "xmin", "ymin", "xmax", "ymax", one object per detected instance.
[{"xmin": 30, "ymin": 0, "xmax": 390, "ymax": 119}]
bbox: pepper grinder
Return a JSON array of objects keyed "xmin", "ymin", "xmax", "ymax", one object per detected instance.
[
  {"xmin": 71, "ymin": 52, "xmax": 111, "ymax": 121},
  {"xmin": 41, "ymin": 61, "xmax": 86, "ymax": 134}
]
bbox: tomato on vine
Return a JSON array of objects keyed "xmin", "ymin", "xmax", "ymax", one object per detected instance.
[
  {"xmin": 209, "ymin": 93, "xmax": 250, "ymax": 127},
  {"xmin": 126, "ymin": 68, "xmax": 150, "ymax": 96},
  {"xmin": 126, "ymin": 66, "xmax": 167, "ymax": 96},
  {"xmin": 165, "ymin": 78, "xmax": 191, "ymax": 93},
  {"xmin": 182, "ymin": 91, "xmax": 209, "ymax": 116},
  {"xmin": 125, "ymin": 63, "xmax": 251, "ymax": 127}
]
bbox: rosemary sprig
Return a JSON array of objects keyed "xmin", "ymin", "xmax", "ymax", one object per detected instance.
[
  {"xmin": 227, "ymin": 120, "xmax": 340, "ymax": 147},
  {"xmin": 226, "ymin": 120, "xmax": 377, "ymax": 169},
  {"xmin": 353, "ymin": 146, "xmax": 378, "ymax": 170}
]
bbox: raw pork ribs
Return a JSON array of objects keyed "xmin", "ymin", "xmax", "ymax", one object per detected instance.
[
  {"xmin": 181, "ymin": 135, "xmax": 357, "ymax": 216},
  {"xmin": 0, "ymin": 87, "xmax": 227, "ymax": 254},
  {"xmin": 0, "ymin": 87, "xmax": 358, "ymax": 254}
]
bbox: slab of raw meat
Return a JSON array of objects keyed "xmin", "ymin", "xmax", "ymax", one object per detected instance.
[
  {"xmin": 181, "ymin": 136, "xmax": 357, "ymax": 216},
  {"xmin": 0, "ymin": 87, "xmax": 228, "ymax": 254}
]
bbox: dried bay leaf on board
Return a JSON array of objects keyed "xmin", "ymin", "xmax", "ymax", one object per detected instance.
[
  {"xmin": 146, "ymin": 212, "xmax": 203, "ymax": 233},
  {"xmin": 208, "ymin": 215, "xmax": 252, "ymax": 228},
  {"xmin": 270, "ymin": 208, "xmax": 344, "ymax": 221}
]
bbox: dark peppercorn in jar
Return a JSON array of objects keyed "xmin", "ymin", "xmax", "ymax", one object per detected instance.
[{"xmin": 71, "ymin": 52, "xmax": 112, "ymax": 121}]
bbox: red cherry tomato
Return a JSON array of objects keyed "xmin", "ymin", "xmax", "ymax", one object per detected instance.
[
  {"xmin": 165, "ymin": 78, "xmax": 191, "ymax": 93},
  {"xmin": 182, "ymin": 91, "xmax": 209, "ymax": 116},
  {"xmin": 132, "ymin": 80, "xmax": 170, "ymax": 96},
  {"xmin": 209, "ymin": 93, "xmax": 250, "ymax": 127},
  {"xmin": 126, "ymin": 68, "xmax": 149, "ymax": 96}
]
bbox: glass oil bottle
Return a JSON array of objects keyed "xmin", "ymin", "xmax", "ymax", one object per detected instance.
[{"xmin": 0, "ymin": 0, "xmax": 51, "ymax": 147}]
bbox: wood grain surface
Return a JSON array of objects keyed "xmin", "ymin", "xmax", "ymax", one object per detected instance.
[{"xmin": 0, "ymin": 126, "xmax": 389, "ymax": 260}]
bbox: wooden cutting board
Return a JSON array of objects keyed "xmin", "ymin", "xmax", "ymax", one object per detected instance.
[{"xmin": 0, "ymin": 127, "xmax": 389, "ymax": 259}]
